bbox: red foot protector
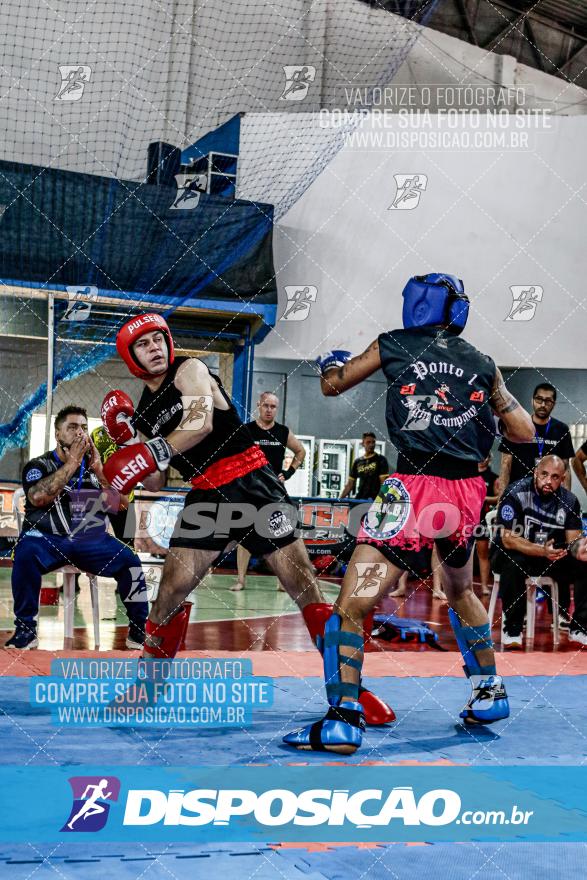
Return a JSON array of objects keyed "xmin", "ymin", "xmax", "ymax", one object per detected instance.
[
  {"xmin": 143, "ymin": 602, "xmax": 191, "ymax": 660},
  {"xmin": 302, "ymin": 603, "xmax": 396, "ymax": 725}
]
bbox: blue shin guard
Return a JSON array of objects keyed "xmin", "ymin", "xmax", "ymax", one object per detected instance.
[
  {"xmin": 448, "ymin": 607, "xmax": 495, "ymax": 677},
  {"xmin": 283, "ymin": 614, "xmax": 366, "ymax": 752},
  {"xmin": 448, "ymin": 608, "xmax": 509, "ymax": 724}
]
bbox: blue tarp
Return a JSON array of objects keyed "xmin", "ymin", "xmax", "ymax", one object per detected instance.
[{"xmin": 0, "ymin": 159, "xmax": 276, "ymax": 304}]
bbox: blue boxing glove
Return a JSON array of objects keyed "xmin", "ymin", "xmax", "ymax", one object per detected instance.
[{"xmin": 315, "ymin": 350, "xmax": 352, "ymax": 375}]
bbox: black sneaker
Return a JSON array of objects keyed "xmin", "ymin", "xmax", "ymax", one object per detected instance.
[
  {"xmin": 551, "ymin": 615, "xmax": 571, "ymax": 632},
  {"xmin": 126, "ymin": 622, "xmax": 145, "ymax": 650},
  {"xmin": 5, "ymin": 628, "xmax": 38, "ymax": 649}
]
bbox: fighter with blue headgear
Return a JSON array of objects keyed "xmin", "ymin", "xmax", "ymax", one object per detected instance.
[
  {"xmin": 284, "ymin": 274, "xmax": 535, "ymax": 753},
  {"xmin": 401, "ymin": 273, "xmax": 469, "ymax": 333}
]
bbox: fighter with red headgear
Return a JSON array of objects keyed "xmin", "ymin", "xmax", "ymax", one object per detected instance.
[{"xmin": 102, "ymin": 313, "xmax": 394, "ymax": 726}]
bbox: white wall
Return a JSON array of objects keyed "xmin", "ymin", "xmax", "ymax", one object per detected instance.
[
  {"xmin": 236, "ymin": 8, "xmax": 587, "ymax": 370},
  {"xmin": 254, "ymin": 111, "xmax": 587, "ymax": 370}
]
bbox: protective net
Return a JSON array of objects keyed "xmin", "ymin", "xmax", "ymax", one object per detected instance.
[{"xmin": 0, "ymin": 0, "xmax": 439, "ymax": 461}]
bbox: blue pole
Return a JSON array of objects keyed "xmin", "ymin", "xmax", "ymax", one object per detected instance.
[{"xmin": 232, "ymin": 326, "xmax": 253, "ymax": 422}]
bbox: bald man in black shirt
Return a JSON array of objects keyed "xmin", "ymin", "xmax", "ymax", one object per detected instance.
[{"xmin": 493, "ymin": 455, "xmax": 586, "ymax": 646}]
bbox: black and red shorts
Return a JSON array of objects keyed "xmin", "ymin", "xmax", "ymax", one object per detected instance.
[{"xmin": 169, "ymin": 449, "xmax": 298, "ymax": 556}]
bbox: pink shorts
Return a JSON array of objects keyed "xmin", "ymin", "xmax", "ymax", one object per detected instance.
[{"xmin": 357, "ymin": 473, "xmax": 486, "ymax": 553}]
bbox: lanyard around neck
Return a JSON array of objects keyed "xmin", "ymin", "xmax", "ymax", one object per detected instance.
[
  {"xmin": 53, "ymin": 450, "xmax": 85, "ymax": 491},
  {"xmin": 535, "ymin": 418, "xmax": 551, "ymax": 459}
]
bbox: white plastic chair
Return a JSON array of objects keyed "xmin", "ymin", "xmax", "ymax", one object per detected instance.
[
  {"xmin": 12, "ymin": 488, "xmax": 100, "ymax": 649},
  {"xmin": 488, "ymin": 572, "xmax": 560, "ymax": 647}
]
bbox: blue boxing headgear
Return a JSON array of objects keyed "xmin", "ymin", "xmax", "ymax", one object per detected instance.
[{"xmin": 402, "ymin": 273, "xmax": 469, "ymax": 334}]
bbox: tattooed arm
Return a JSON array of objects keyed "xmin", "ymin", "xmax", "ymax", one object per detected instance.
[
  {"xmin": 497, "ymin": 452, "xmax": 512, "ymax": 501},
  {"xmin": 27, "ymin": 435, "xmax": 88, "ymax": 507},
  {"xmin": 489, "ymin": 368, "xmax": 534, "ymax": 443},
  {"xmin": 320, "ymin": 339, "xmax": 382, "ymax": 397},
  {"xmin": 28, "ymin": 466, "xmax": 77, "ymax": 507}
]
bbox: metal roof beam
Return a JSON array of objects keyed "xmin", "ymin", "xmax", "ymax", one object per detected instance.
[{"xmin": 483, "ymin": 10, "xmax": 528, "ymax": 52}]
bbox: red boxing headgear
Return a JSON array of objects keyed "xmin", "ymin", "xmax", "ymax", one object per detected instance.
[{"xmin": 116, "ymin": 313, "xmax": 175, "ymax": 379}]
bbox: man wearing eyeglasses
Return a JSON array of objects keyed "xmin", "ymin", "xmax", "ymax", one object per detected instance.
[{"xmin": 498, "ymin": 383, "xmax": 574, "ymax": 495}]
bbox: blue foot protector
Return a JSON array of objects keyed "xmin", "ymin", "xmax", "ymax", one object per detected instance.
[
  {"xmin": 283, "ymin": 701, "xmax": 365, "ymax": 753},
  {"xmin": 460, "ymin": 674, "xmax": 510, "ymax": 725}
]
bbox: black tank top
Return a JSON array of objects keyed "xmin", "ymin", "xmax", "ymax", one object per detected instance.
[
  {"xmin": 133, "ymin": 357, "xmax": 254, "ymax": 481},
  {"xmin": 378, "ymin": 328, "xmax": 496, "ymax": 478},
  {"xmin": 246, "ymin": 421, "xmax": 289, "ymax": 474}
]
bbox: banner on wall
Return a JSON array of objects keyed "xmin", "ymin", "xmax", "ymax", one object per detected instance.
[{"xmin": 133, "ymin": 493, "xmax": 369, "ymax": 565}]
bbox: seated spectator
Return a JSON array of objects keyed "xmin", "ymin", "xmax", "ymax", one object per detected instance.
[
  {"xmin": 340, "ymin": 433, "xmax": 389, "ymax": 501},
  {"xmin": 491, "ymin": 454, "xmax": 587, "ymax": 647},
  {"xmin": 5, "ymin": 405, "xmax": 148, "ymax": 650}
]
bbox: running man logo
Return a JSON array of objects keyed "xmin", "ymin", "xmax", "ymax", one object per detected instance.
[
  {"xmin": 388, "ymin": 174, "xmax": 427, "ymax": 210},
  {"xmin": 505, "ymin": 286, "xmax": 543, "ymax": 321},
  {"xmin": 55, "ymin": 65, "xmax": 91, "ymax": 101},
  {"xmin": 351, "ymin": 562, "xmax": 388, "ymax": 598},
  {"xmin": 280, "ymin": 65, "xmax": 316, "ymax": 101},
  {"xmin": 61, "ymin": 776, "xmax": 120, "ymax": 832},
  {"xmin": 401, "ymin": 395, "xmax": 438, "ymax": 431},
  {"xmin": 279, "ymin": 286, "xmax": 318, "ymax": 321},
  {"xmin": 179, "ymin": 396, "xmax": 213, "ymax": 431},
  {"xmin": 171, "ymin": 172, "xmax": 207, "ymax": 210},
  {"xmin": 63, "ymin": 286, "xmax": 98, "ymax": 322},
  {"xmin": 126, "ymin": 566, "xmax": 150, "ymax": 603}
]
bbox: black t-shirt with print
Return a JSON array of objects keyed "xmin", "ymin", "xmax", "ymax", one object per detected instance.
[
  {"xmin": 246, "ymin": 421, "xmax": 290, "ymax": 475},
  {"xmin": 378, "ymin": 327, "xmax": 497, "ymax": 479},
  {"xmin": 499, "ymin": 417, "xmax": 575, "ymax": 484},
  {"xmin": 351, "ymin": 453, "xmax": 389, "ymax": 500}
]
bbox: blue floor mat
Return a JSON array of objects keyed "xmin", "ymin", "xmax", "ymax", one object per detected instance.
[
  {"xmin": 0, "ymin": 841, "xmax": 586, "ymax": 879},
  {"xmin": 0, "ymin": 675, "xmax": 585, "ymax": 765}
]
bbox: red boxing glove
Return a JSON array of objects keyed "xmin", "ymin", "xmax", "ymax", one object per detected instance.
[
  {"xmin": 101, "ymin": 390, "xmax": 137, "ymax": 446},
  {"xmin": 103, "ymin": 438, "xmax": 172, "ymax": 494}
]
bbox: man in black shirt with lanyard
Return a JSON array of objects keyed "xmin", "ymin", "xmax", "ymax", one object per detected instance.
[
  {"xmin": 5, "ymin": 406, "xmax": 148, "ymax": 650},
  {"xmin": 492, "ymin": 455, "xmax": 587, "ymax": 646},
  {"xmin": 230, "ymin": 391, "xmax": 306, "ymax": 591},
  {"xmin": 499, "ymin": 383, "xmax": 574, "ymax": 493}
]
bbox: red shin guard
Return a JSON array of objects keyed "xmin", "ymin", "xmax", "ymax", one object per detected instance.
[
  {"xmin": 302, "ymin": 602, "xmax": 333, "ymax": 643},
  {"xmin": 179, "ymin": 601, "xmax": 193, "ymax": 652},
  {"xmin": 301, "ymin": 603, "xmax": 396, "ymax": 725},
  {"xmin": 302, "ymin": 604, "xmax": 376, "ymax": 647},
  {"xmin": 143, "ymin": 603, "xmax": 191, "ymax": 660}
]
